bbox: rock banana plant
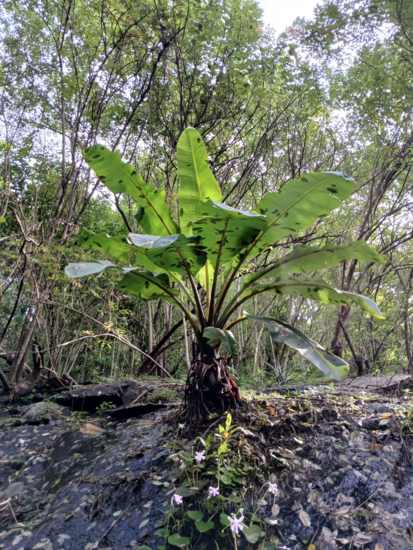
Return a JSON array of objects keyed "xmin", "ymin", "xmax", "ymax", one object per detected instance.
[{"xmin": 66, "ymin": 128, "xmax": 385, "ymax": 423}]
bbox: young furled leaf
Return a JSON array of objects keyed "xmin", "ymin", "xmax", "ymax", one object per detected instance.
[{"xmin": 203, "ymin": 327, "xmax": 239, "ymax": 355}]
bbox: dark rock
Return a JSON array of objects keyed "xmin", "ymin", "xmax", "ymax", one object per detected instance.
[
  {"xmin": 55, "ymin": 380, "xmax": 144, "ymax": 412},
  {"xmin": 107, "ymin": 402, "xmax": 170, "ymax": 420}
]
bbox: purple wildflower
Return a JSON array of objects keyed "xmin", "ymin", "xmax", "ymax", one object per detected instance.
[
  {"xmin": 268, "ymin": 482, "xmax": 278, "ymax": 494},
  {"xmin": 173, "ymin": 494, "xmax": 183, "ymax": 505},
  {"xmin": 195, "ymin": 450, "xmax": 206, "ymax": 462},
  {"xmin": 209, "ymin": 486, "xmax": 219, "ymax": 497},
  {"xmin": 228, "ymin": 514, "xmax": 244, "ymax": 535},
  {"xmin": 178, "ymin": 423, "xmax": 185, "ymax": 429}
]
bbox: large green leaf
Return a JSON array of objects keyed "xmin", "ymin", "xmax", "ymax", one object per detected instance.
[
  {"xmin": 128, "ymin": 233, "xmax": 207, "ymax": 275},
  {"xmin": 115, "ymin": 271, "xmax": 179, "ymax": 303},
  {"xmin": 246, "ymin": 240, "xmax": 386, "ymax": 285},
  {"xmin": 177, "ymin": 128, "xmax": 222, "ymax": 235},
  {"xmin": 243, "ymin": 276, "xmax": 384, "ymax": 319},
  {"xmin": 193, "ymin": 200, "xmax": 266, "ymax": 269},
  {"xmin": 168, "ymin": 534, "xmax": 191, "ymax": 547},
  {"xmin": 65, "ymin": 260, "xmax": 121, "ymax": 278},
  {"xmin": 83, "ymin": 145, "xmax": 179, "ymax": 236},
  {"xmin": 246, "ymin": 314, "xmax": 349, "ymax": 381},
  {"xmin": 248, "ymin": 172, "xmax": 355, "ymax": 258},
  {"xmin": 243, "ymin": 524, "xmax": 263, "ymax": 544},
  {"xmin": 65, "ymin": 261, "xmax": 178, "ymax": 303},
  {"xmin": 203, "ymin": 327, "xmax": 239, "ymax": 355},
  {"xmin": 77, "ymin": 229, "xmax": 133, "ymax": 262},
  {"xmin": 194, "ymin": 520, "xmax": 215, "ymax": 533},
  {"xmin": 76, "ymin": 229, "xmax": 167, "ymax": 274}
]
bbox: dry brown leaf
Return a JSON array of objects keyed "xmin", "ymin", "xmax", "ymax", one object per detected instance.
[
  {"xmin": 139, "ymin": 519, "xmax": 149, "ymax": 529},
  {"xmin": 271, "ymin": 504, "xmax": 280, "ymax": 517},
  {"xmin": 299, "ymin": 509, "xmax": 311, "ymax": 527},
  {"xmin": 375, "ymin": 544, "xmax": 384, "ymax": 550},
  {"xmin": 332, "ymin": 506, "xmax": 352, "ymax": 517},
  {"xmin": 268, "ymin": 406, "xmax": 276, "ymax": 415},
  {"xmin": 308, "ymin": 545, "xmax": 316, "ymax": 550},
  {"xmin": 361, "ymin": 444, "xmax": 382, "ymax": 451},
  {"xmin": 377, "ymin": 413, "xmax": 391, "ymax": 419},
  {"xmin": 80, "ymin": 423, "xmax": 106, "ymax": 435},
  {"xmin": 353, "ymin": 532, "xmax": 373, "ymax": 547}
]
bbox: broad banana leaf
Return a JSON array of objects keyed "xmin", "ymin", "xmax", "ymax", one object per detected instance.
[
  {"xmin": 249, "ymin": 172, "xmax": 355, "ymax": 258},
  {"xmin": 65, "ymin": 261, "xmax": 179, "ymax": 303},
  {"xmin": 115, "ymin": 271, "xmax": 179, "ymax": 304},
  {"xmin": 76, "ymin": 229, "xmax": 167, "ymax": 273},
  {"xmin": 77, "ymin": 229, "xmax": 133, "ymax": 262},
  {"xmin": 203, "ymin": 327, "xmax": 240, "ymax": 355},
  {"xmin": 243, "ymin": 276, "xmax": 384, "ymax": 319},
  {"xmin": 65, "ymin": 260, "xmax": 121, "ymax": 278},
  {"xmin": 246, "ymin": 314, "xmax": 349, "ymax": 381},
  {"xmin": 177, "ymin": 128, "xmax": 222, "ymax": 235},
  {"xmin": 128, "ymin": 233, "xmax": 207, "ymax": 276},
  {"xmin": 83, "ymin": 145, "xmax": 179, "ymax": 236},
  {"xmin": 193, "ymin": 200, "xmax": 266, "ymax": 269},
  {"xmin": 246, "ymin": 240, "xmax": 386, "ymax": 285}
]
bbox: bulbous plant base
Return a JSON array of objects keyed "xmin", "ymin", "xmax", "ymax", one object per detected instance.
[{"xmin": 184, "ymin": 350, "xmax": 243, "ymax": 425}]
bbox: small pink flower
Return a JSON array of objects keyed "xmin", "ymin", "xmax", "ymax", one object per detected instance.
[
  {"xmin": 173, "ymin": 494, "xmax": 183, "ymax": 505},
  {"xmin": 228, "ymin": 514, "xmax": 244, "ymax": 535},
  {"xmin": 19, "ymin": 439, "xmax": 25, "ymax": 445},
  {"xmin": 178, "ymin": 423, "xmax": 185, "ymax": 429},
  {"xmin": 195, "ymin": 450, "xmax": 205, "ymax": 462},
  {"xmin": 209, "ymin": 486, "xmax": 219, "ymax": 497},
  {"xmin": 268, "ymin": 482, "xmax": 278, "ymax": 494}
]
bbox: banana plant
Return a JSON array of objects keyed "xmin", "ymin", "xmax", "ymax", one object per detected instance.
[{"xmin": 65, "ymin": 128, "xmax": 385, "ymax": 423}]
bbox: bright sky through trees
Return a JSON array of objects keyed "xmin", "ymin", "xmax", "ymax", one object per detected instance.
[{"xmin": 258, "ymin": 0, "xmax": 320, "ymax": 33}]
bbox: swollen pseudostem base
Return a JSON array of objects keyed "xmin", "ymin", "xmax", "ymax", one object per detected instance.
[{"xmin": 184, "ymin": 353, "xmax": 243, "ymax": 425}]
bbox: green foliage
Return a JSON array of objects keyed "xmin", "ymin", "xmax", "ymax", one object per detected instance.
[
  {"xmin": 148, "ymin": 387, "xmax": 178, "ymax": 403},
  {"xmin": 95, "ymin": 401, "xmax": 117, "ymax": 414},
  {"xmin": 161, "ymin": 414, "xmax": 278, "ymax": 547},
  {"xmin": 203, "ymin": 327, "xmax": 240, "ymax": 355}
]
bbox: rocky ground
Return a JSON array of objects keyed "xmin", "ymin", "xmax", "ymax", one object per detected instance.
[{"xmin": 0, "ymin": 377, "xmax": 413, "ymax": 550}]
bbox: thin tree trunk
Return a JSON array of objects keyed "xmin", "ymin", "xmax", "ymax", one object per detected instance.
[
  {"xmin": 147, "ymin": 301, "xmax": 153, "ymax": 354},
  {"xmin": 81, "ymin": 346, "xmax": 88, "ymax": 383},
  {"xmin": 339, "ymin": 319, "xmax": 364, "ymax": 376},
  {"xmin": 404, "ymin": 313, "xmax": 413, "ymax": 374}
]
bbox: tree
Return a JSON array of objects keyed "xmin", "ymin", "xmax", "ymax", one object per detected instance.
[{"xmin": 65, "ymin": 128, "xmax": 384, "ymax": 423}]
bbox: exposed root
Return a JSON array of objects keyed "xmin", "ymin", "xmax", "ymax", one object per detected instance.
[{"xmin": 185, "ymin": 354, "xmax": 243, "ymax": 424}]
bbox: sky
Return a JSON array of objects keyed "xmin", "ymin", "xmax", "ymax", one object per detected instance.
[{"xmin": 257, "ymin": 0, "xmax": 321, "ymax": 34}]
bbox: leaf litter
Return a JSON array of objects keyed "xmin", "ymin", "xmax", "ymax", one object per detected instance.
[{"xmin": 1, "ymin": 380, "xmax": 413, "ymax": 548}]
